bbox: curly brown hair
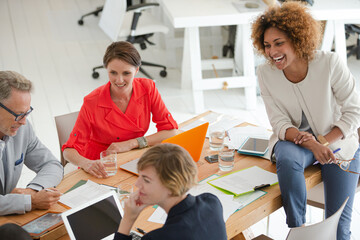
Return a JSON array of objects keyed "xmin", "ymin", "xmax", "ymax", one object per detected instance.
[{"xmin": 251, "ymin": 1, "xmax": 322, "ymax": 62}]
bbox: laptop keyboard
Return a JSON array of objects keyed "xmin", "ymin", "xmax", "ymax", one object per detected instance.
[{"xmin": 130, "ymin": 231, "xmax": 142, "ymax": 240}]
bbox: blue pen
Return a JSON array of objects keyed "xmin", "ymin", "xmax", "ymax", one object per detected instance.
[{"xmin": 313, "ymin": 148, "xmax": 341, "ymax": 165}]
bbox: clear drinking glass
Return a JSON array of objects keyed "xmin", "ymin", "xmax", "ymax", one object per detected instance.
[
  {"xmin": 117, "ymin": 183, "xmax": 134, "ymax": 207},
  {"xmin": 209, "ymin": 126, "xmax": 225, "ymax": 151},
  {"xmin": 100, "ymin": 150, "xmax": 117, "ymax": 176},
  {"xmin": 218, "ymin": 147, "xmax": 235, "ymax": 171}
]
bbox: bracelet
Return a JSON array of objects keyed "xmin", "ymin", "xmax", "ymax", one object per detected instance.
[
  {"xmin": 136, "ymin": 136, "xmax": 148, "ymax": 149},
  {"xmin": 317, "ymin": 135, "xmax": 329, "ymax": 147}
]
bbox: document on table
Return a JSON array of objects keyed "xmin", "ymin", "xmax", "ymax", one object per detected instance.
[
  {"xmin": 180, "ymin": 112, "xmax": 244, "ymax": 137},
  {"xmin": 59, "ymin": 180, "xmax": 111, "ymax": 208},
  {"xmin": 148, "ymin": 175, "xmax": 241, "ymax": 223},
  {"xmin": 208, "ymin": 166, "xmax": 278, "ymax": 196},
  {"xmin": 233, "ymin": 190, "xmax": 266, "ymax": 210}
]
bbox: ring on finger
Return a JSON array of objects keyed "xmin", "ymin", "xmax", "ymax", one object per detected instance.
[{"xmin": 327, "ymin": 158, "xmax": 332, "ymax": 163}]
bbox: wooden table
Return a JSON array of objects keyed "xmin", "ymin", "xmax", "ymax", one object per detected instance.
[{"xmin": 0, "ymin": 113, "xmax": 322, "ymax": 239}]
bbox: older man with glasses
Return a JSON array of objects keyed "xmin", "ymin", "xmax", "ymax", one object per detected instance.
[{"xmin": 0, "ymin": 71, "xmax": 63, "ymax": 216}]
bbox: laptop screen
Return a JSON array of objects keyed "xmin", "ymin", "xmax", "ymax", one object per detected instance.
[{"xmin": 62, "ymin": 191, "xmax": 122, "ymax": 240}]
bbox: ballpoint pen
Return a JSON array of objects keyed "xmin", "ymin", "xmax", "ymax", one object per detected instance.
[
  {"xmin": 136, "ymin": 227, "xmax": 147, "ymax": 235},
  {"xmin": 45, "ymin": 188, "xmax": 63, "ymax": 195},
  {"xmin": 313, "ymin": 148, "xmax": 341, "ymax": 165}
]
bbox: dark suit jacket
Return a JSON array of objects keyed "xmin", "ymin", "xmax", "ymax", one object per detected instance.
[{"xmin": 114, "ymin": 193, "xmax": 227, "ymax": 240}]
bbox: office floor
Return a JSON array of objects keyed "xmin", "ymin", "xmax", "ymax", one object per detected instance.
[{"xmin": 1, "ymin": 0, "xmax": 360, "ymax": 239}]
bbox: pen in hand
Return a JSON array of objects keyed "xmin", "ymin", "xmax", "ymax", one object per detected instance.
[
  {"xmin": 313, "ymin": 148, "xmax": 341, "ymax": 165},
  {"xmin": 136, "ymin": 227, "xmax": 147, "ymax": 235},
  {"xmin": 45, "ymin": 188, "xmax": 63, "ymax": 195}
]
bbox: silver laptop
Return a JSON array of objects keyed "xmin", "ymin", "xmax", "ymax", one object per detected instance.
[{"xmin": 61, "ymin": 191, "xmax": 141, "ymax": 240}]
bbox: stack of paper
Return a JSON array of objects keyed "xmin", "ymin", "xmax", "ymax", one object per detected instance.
[
  {"xmin": 208, "ymin": 166, "xmax": 278, "ymax": 196},
  {"xmin": 59, "ymin": 180, "xmax": 112, "ymax": 208}
]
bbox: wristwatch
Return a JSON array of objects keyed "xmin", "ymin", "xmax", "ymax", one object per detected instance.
[
  {"xmin": 136, "ymin": 136, "xmax": 148, "ymax": 149},
  {"xmin": 317, "ymin": 135, "xmax": 329, "ymax": 146}
]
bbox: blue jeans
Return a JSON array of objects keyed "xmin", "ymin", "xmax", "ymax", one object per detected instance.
[{"xmin": 274, "ymin": 141, "xmax": 360, "ymax": 240}]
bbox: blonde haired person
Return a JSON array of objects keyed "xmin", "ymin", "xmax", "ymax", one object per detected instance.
[
  {"xmin": 251, "ymin": 2, "xmax": 360, "ymax": 239},
  {"xmin": 115, "ymin": 143, "xmax": 227, "ymax": 240}
]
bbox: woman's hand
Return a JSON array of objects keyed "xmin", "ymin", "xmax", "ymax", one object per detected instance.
[
  {"xmin": 81, "ymin": 160, "xmax": 108, "ymax": 178},
  {"xmin": 123, "ymin": 191, "xmax": 149, "ymax": 221},
  {"xmin": 309, "ymin": 142, "xmax": 336, "ymax": 165},
  {"xmin": 107, "ymin": 139, "xmax": 137, "ymax": 153},
  {"xmin": 294, "ymin": 131, "xmax": 316, "ymax": 145},
  {"xmin": 117, "ymin": 191, "xmax": 149, "ymax": 235}
]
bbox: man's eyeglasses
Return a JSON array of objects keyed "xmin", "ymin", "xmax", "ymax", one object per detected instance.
[
  {"xmin": 336, "ymin": 158, "xmax": 359, "ymax": 174},
  {"xmin": 0, "ymin": 102, "xmax": 33, "ymax": 122}
]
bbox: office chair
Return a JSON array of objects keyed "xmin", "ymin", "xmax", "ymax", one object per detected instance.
[
  {"xmin": 345, "ymin": 24, "xmax": 360, "ymax": 60},
  {"xmin": 92, "ymin": 0, "xmax": 168, "ymax": 80},
  {"xmin": 77, "ymin": 0, "xmax": 137, "ymax": 26},
  {"xmin": 55, "ymin": 111, "xmax": 79, "ymax": 167},
  {"xmin": 252, "ymin": 197, "xmax": 349, "ymax": 240}
]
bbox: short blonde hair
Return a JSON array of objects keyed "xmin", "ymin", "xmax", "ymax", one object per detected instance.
[
  {"xmin": 251, "ymin": 1, "xmax": 321, "ymax": 62},
  {"xmin": 0, "ymin": 71, "xmax": 32, "ymax": 101},
  {"xmin": 137, "ymin": 143, "xmax": 198, "ymax": 197}
]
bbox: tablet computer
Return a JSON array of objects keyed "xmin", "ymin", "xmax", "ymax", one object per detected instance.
[
  {"xmin": 238, "ymin": 137, "xmax": 269, "ymax": 156},
  {"xmin": 22, "ymin": 212, "xmax": 63, "ymax": 238}
]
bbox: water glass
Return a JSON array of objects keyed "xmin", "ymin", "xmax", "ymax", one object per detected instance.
[
  {"xmin": 209, "ymin": 126, "xmax": 225, "ymax": 151},
  {"xmin": 218, "ymin": 148, "xmax": 235, "ymax": 171},
  {"xmin": 117, "ymin": 183, "xmax": 134, "ymax": 207},
  {"xmin": 100, "ymin": 150, "xmax": 117, "ymax": 176}
]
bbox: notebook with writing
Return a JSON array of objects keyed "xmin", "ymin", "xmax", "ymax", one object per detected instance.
[
  {"xmin": 119, "ymin": 122, "xmax": 209, "ymax": 175},
  {"xmin": 61, "ymin": 191, "xmax": 141, "ymax": 240}
]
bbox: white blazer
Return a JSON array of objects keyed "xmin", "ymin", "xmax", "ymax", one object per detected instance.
[{"xmin": 257, "ymin": 51, "xmax": 360, "ymax": 160}]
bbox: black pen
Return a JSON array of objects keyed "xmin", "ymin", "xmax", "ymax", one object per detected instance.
[
  {"xmin": 254, "ymin": 183, "xmax": 270, "ymax": 191},
  {"xmin": 136, "ymin": 227, "xmax": 147, "ymax": 235}
]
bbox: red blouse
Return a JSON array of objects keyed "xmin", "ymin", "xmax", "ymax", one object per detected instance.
[{"xmin": 62, "ymin": 79, "xmax": 178, "ymax": 160}]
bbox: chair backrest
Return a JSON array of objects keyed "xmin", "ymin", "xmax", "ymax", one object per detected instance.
[
  {"xmin": 99, "ymin": 0, "xmax": 127, "ymax": 42},
  {"xmin": 55, "ymin": 111, "xmax": 79, "ymax": 166},
  {"xmin": 286, "ymin": 197, "xmax": 349, "ymax": 240}
]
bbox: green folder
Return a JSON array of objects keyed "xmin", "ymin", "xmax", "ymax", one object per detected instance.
[{"xmin": 207, "ymin": 166, "xmax": 278, "ymax": 196}]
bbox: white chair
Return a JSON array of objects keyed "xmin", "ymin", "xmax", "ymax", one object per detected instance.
[
  {"xmin": 54, "ymin": 111, "xmax": 79, "ymax": 172},
  {"xmin": 286, "ymin": 197, "xmax": 349, "ymax": 240},
  {"xmin": 92, "ymin": 0, "xmax": 168, "ymax": 80},
  {"xmin": 253, "ymin": 197, "xmax": 349, "ymax": 240}
]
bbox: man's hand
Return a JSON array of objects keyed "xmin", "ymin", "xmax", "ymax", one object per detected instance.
[
  {"xmin": 31, "ymin": 188, "xmax": 61, "ymax": 210},
  {"xmin": 11, "ymin": 188, "xmax": 37, "ymax": 195},
  {"xmin": 81, "ymin": 160, "xmax": 108, "ymax": 178}
]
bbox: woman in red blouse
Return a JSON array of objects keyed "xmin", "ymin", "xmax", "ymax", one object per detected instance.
[{"xmin": 62, "ymin": 41, "xmax": 178, "ymax": 178}]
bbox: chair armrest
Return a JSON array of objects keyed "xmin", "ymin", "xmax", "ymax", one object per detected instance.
[{"xmin": 126, "ymin": 3, "xmax": 159, "ymax": 13}]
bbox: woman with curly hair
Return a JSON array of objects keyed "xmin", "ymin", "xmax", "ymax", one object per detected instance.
[{"xmin": 251, "ymin": 2, "xmax": 360, "ymax": 239}]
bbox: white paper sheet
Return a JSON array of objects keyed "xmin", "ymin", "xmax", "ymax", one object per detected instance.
[
  {"xmin": 59, "ymin": 180, "xmax": 111, "ymax": 208},
  {"xmin": 208, "ymin": 166, "xmax": 278, "ymax": 196}
]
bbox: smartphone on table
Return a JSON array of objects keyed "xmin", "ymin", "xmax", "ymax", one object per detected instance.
[{"xmin": 204, "ymin": 154, "xmax": 219, "ymax": 163}]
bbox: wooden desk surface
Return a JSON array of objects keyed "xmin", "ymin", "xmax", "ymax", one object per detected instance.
[{"xmin": 0, "ymin": 112, "xmax": 322, "ymax": 239}]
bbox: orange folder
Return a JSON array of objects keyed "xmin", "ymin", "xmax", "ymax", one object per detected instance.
[{"xmin": 162, "ymin": 122, "xmax": 209, "ymax": 162}]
